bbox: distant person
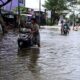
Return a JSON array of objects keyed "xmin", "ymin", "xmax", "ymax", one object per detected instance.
[
  {"xmin": 64, "ymin": 20, "xmax": 70, "ymax": 32},
  {"xmin": 75, "ymin": 19, "xmax": 79, "ymax": 31},
  {"xmin": 61, "ymin": 19, "xmax": 64, "ymax": 34},
  {"xmin": 61, "ymin": 19, "xmax": 70, "ymax": 34}
]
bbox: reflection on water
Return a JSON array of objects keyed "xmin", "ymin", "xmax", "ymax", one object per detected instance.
[
  {"xmin": 0, "ymin": 30, "xmax": 41, "ymax": 80},
  {"xmin": 1, "ymin": 29, "xmax": 80, "ymax": 80},
  {"xmin": 17, "ymin": 48, "xmax": 40, "ymax": 73},
  {"xmin": 17, "ymin": 48, "xmax": 41, "ymax": 80}
]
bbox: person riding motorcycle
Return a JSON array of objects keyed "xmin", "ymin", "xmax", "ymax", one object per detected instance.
[
  {"xmin": 31, "ymin": 18, "xmax": 40, "ymax": 47},
  {"xmin": 61, "ymin": 19, "xmax": 70, "ymax": 34}
]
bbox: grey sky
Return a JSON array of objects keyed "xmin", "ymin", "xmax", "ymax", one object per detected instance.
[{"xmin": 25, "ymin": 0, "xmax": 45, "ymax": 10}]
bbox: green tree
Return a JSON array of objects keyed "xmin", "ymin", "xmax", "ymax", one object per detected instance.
[
  {"xmin": 67, "ymin": 0, "xmax": 80, "ymax": 25},
  {"xmin": 67, "ymin": 0, "xmax": 80, "ymax": 8},
  {"xmin": 13, "ymin": 6, "xmax": 27, "ymax": 14},
  {"xmin": 67, "ymin": 0, "xmax": 80, "ymax": 4},
  {"xmin": 43, "ymin": 0, "xmax": 68, "ymax": 24}
]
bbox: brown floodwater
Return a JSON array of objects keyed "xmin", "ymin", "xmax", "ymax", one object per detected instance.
[{"xmin": 0, "ymin": 28, "xmax": 80, "ymax": 80}]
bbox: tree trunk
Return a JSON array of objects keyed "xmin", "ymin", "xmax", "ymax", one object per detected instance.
[
  {"xmin": 51, "ymin": 10, "xmax": 53, "ymax": 24},
  {"xmin": 51, "ymin": 10, "xmax": 56, "ymax": 24},
  {"xmin": 51, "ymin": 10, "xmax": 60, "ymax": 25}
]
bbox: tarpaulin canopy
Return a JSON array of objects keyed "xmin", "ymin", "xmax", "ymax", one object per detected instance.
[
  {"xmin": 0, "ymin": 0, "xmax": 25, "ymax": 11},
  {"xmin": 0, "ymin": 0, "xmax": 12, "ymax": 8}
]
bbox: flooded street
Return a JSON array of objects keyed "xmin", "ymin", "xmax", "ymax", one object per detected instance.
[{"xmin": 0, "ymin": 28, "xmax": 80, "ymax": 80}]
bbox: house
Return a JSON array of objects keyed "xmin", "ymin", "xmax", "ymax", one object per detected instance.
[{"xmin": 34, "ymin": 11, "xmax": 46, "ymax": 25}]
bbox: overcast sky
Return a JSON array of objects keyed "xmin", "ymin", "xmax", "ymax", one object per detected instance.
[{"xmin": 25, "ymin": 0, "xmax": 45, "ymax": 10}]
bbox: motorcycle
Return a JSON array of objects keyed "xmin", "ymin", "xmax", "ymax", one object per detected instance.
[
  {"xmin": 62, "ymin": 24, "xmax": 70, "ymax": 35},
  {"xmin": 17, "ymin": 27, "xmax": 40, "ymax": 49},
  {"xmin": 18, "ymin": 28, "xmax": 33, "ymax": 49}
]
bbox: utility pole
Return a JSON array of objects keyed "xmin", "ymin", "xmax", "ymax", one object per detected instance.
[
  {"xmin": 39, "ymin": 0, "xmax": 41, "ymax": 28},
  {"xmin": 0, "ymin": 8, "xmax": 1, "ymax": 15},
  {"xmin": 24, "ymin": 0, "xmax": 25, "ymax": 7},
  {"xmin": 18, "ymin": 0, "xmax": 20, "ymax": 30},
  {"xmin": 10, "ymin": 0, "xmax": 12, "ymax": 11}
]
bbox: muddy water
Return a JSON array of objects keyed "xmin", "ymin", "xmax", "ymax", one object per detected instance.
[{"xmin": 0, "ymin": 29, "xmax": 80, "ymax": 80}]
